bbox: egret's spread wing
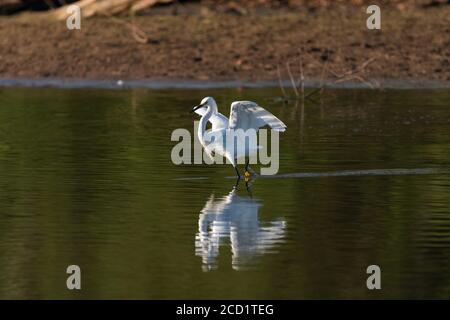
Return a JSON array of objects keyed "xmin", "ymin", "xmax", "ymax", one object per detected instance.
[
  {"xmin": 194, "ymin": 106, "xmax": 228, "ymax": 130},
  {"xmin": 228, "ymin": 101, "xmax": 287, "ymax": 132}
]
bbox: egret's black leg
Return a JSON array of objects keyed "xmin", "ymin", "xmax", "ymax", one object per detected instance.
[
  {"xmin": 234, "ymin": 176, "xmax": 240, "ymax": 188},
  {"xmin": 234, "ymin": 166, "xmax": 241, "ymax": 178},
  {"xmin": 245, "ymin": 158, "xmax": 249, "ymax": 172},
  {"xmin": 234, "ymin": 166, "xmax": 241, "ymax": 188}
]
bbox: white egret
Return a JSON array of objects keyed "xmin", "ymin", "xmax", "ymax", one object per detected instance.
[{"xmin": 191, "ymin": 97, "xmax": 286, "ymax": 179}]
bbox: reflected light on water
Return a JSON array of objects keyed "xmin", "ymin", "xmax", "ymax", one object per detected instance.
[{"xmin": 195, "ymin": 187, "xmax": 287, "ymax": 271}]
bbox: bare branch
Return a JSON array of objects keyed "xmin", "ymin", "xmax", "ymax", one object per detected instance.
[
  {"xmin": 286, "ymin": 61, "xmax": 299, "ymax": 98},
  {"xmin": 277, "ymin": 64, "xmax": 287, "ymax": 99}
]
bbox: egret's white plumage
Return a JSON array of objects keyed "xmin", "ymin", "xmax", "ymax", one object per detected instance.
[
  {"xmin": 194, "ymin": 99, "xmax": 286, "ymax": 132},
  {"xmin": 228, "ymin": 101, "xmax": 286, "ymax": 132},
  {"xmin": 193, "ymin": 105, "xmax": 228, "ymax": 130},
  {"xmin": 192, "ymin": 97, "xmax": 286, "ymax": 177},
  {"xmin": 193, "ymin": 97, "xmax": 287, "ymax": 177}
]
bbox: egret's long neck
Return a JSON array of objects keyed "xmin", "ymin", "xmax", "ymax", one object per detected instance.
[{"xmin": 198, "ymin": 106, "xmax": 213, "ymax": 143}]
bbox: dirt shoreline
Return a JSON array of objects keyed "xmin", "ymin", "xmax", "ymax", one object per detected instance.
[{"xmin": 1, "ymin": 4, "xmax": 449, "ymax": 87}]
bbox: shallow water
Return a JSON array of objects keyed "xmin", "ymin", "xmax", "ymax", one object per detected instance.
[{"xmin": 0, "ymin": 86, "xmax": 449, "ymax": 299}]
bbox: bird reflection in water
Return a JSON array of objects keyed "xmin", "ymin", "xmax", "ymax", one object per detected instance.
[{"xmin": 195, "ymin": 186, "xmax": 287, "ymax": 271}]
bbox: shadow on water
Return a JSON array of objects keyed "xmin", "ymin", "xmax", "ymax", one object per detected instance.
[{"xmin": 195, "ymin": 186, "xmax": 287, "ymax": 271}]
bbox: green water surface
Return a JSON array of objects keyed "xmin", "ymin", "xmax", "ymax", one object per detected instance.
[{"xmin": 0, "ymin": 86, "xmax": 449, "ymax": 299}]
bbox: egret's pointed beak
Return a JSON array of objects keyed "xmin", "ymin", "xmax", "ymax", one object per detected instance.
[{"xmin": 190, "ymin": 103, "xmax": 206, "ymax": 113}]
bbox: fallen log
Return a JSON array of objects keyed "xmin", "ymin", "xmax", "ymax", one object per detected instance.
[
  {"xmin": 0, "ymin": 0, "xmax": 34, "ymax": 14},
  {"xmin": 50, "ymin": 0, "xmax": 173, "ymax": 20}
]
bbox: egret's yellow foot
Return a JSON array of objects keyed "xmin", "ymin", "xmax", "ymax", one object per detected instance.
[{"xmin": 244, "ymin": 170, "xmax": 252, "ymax": 179}]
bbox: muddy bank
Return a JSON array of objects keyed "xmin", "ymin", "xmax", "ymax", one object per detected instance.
[{"xmin": 0, "ymin": 3, "xmax": 449, "ymax": 86}]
